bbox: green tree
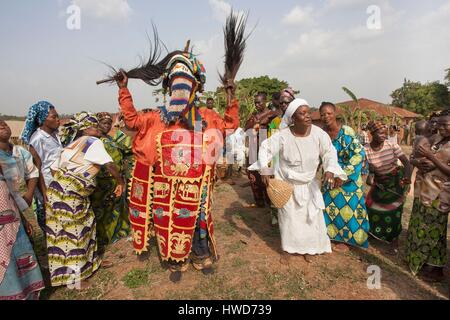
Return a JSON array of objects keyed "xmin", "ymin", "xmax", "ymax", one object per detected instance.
[
  {"xmin": 235, "ymin": 76, "xmax": 294, "ymax": 98},
  {"xmin": 340, "ymin": 86, "xmax": 381, "ymax": 128},
  {"xmin": 391, "ymin": 79, "xmax": 450, "ymax": 116},
  {"xmin": 209, "ymin": 76, "xmax": 298, "ymax": 127},
  {"xmin": 0, "ymin": 114, "xmax": 26, "ymax": 121},
  {"xmin": 445, "ymin": 68, "xmax": 450, "ymax": 86}
]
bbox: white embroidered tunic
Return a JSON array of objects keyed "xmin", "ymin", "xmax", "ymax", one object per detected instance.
[{"xmin": 249, "ymin": 125, "xmax": 347, "ymax": 254}]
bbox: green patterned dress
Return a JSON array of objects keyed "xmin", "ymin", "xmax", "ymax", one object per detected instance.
[
  {"xmin": 406, "ymin": 199, "xmax": 448, "ymax": 274},
  {"xmin": 113, "ymin": 130, "xmax": 135, "ymax": 182},
  {"xmin": 91, "ymin": 132, "xmax": 132, "ymax": 249},
  {"xmin": 406, "ymin": 138, "xmax": 449, "ymax": 275}
]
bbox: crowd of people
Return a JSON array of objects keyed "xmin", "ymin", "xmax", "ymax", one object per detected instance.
[
  {"xmin": 1, "ymin": 76, "xmax": 449, "ymax": 300},
  {"xmin": 0, "ymin": 106, "xmax": 134, "ymax": 297},
  {"xmin": 246, "ymin": 93, "xmax": 449, "ymax": 283}
]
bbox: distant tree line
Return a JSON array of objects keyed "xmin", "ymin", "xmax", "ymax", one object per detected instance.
[
  {"xmin": 203, "ymin": 76, "xmax": 299, "ymax": 127},
  {"xmin": 0, "ymin": 113, "xmax": 76, "ymax": 121},
  {"xmin": 391, "ymin": 68, "xmax": 450, "ymax": 116},
  {"xmin": 0, "ymin": 114, "xmax": 26, "ymax": 121}
]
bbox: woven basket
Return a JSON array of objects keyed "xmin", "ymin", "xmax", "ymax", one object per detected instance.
[{"xmin": 267, "ymin": 178, "xmax": 294, "ymax": 209}]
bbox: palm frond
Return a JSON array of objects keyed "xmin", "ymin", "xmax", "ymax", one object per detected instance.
[{"xmin": 342, "ymin": 86, "xmax": 358, "ymax": 103}]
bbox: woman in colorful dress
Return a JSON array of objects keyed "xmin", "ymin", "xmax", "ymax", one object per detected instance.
[
  {"xmin": 112, "ymin": 114, "xmax": 135, "ymax": 183},
  {"xmin": 0, "ymin": 120, "xmax": 39, "ymax": 213},
  {"xmin": 91, "ymin": 112, "xmax": 131, "ymax": 251},
  {"xmin": 320, "ymin": 102, "xmax": 370, "ymax": 250},
  {"xmin": 0, "ymin": 120, "xmax": 45, "ymax": 300},
  {"xmin": 0, "ymin": 170, "xmax": 45, "ymax": 300},
  {"xmin": 249, "ymin": 99, "xmax": 347, "ymax": 262},
  {"xmin": 364, "ymin": 121, "xmax": 412, "ymax": 253},
  {"xmin": 112, "ymin": 113, "xmax": 136, "ymax": 211},
  {"xmin": 20, "ymin": 101, "xmax": 62, "ymax": 231},
  {"xmin": 45, "ymin": 112, "xmax": 125, "ymax": 288},
  {"xmin": 406, "ymin": 111, "xmax": 450, "ymax": 282}
]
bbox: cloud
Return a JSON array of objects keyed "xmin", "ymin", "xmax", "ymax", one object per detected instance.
[
  {"xmin": 348, "ymin": 25, "xmax": 384, "ymax": 41},
  {"xmin": 282, "ymin": 5, "xmax": 315, "ymax": 26},
  {"xmin": 3, "ymin": 1, "xmax": 449, "ymax": 116},
  {"xmin": 286, "ymin": 29, "xmax": 336, "ymax": 57},
  {"xmin": 208, "ymin": 0, "xmax": 232, "ymax": 22},
  {"xmin": 324, "ymin": 0, "xmax": 374, "ymax": 10},
  {"xmin": 192, "ymin": 34, "xmax": 223, "ymax": 81},
  {"xmin": 72, "ymin": 0, "xmax": 132, "ymax": 20},
  {"xmin": 208, "ymin": 0, "xmax": 245, "ymax": 23},
  {"xmin": 416, "ymin": 0, "xmax": 450, "ymax": 29},
  {"xmin": 272, "ymin": 0, "xmax": 450, "ymax": 107},
  {"xmin": 323, "ymin": 0, "xmax": 399, "ymax": 24}
]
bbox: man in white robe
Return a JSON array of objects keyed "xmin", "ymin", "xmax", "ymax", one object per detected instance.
[{"xmin": 249, "ymin": 99, "xmax": 347, "ymax": 256}]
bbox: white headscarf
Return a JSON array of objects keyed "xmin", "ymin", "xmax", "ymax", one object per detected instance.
[{"xmin": 279, "ymin": 98, "xmax": 310, "ymax": 128}]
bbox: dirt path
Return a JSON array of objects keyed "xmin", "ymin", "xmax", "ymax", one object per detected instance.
[{"xmin": 37, "ymin": 173, "xmax": 449, "ymax": 300}]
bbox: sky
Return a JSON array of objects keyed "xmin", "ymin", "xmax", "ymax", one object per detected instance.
[{"xmin": 0, "ymin": 0, "xmax": 449, "ymax": 116}]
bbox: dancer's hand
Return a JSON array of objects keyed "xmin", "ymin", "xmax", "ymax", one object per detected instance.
[
  {"xmin": 116, "ymin": 69, "xmax": 128, "ymax": 89},
  {"xmin": 225, "ymin": 79, "xmax": 236, "ymax": 105},
  {"xmin": 225, "ymin": 79, "xmax": 236, "ymax": 95}
]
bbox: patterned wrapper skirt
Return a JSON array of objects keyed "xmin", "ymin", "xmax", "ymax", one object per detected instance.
[
  {"xmin": 0, "ymin": 224, "xmax": 45, "ymax": 300},
  {"xmin": 323, "ymin": 178, "xmax": 370, "ymax": 248},
  {"xmin": 365, "ymin": 168, "xmax": 406, "ymax": 243},
  {"xmin": 45, "ymin": 170, "xmax": 101, "ymax": 287},
  {"xmin": 406, "ymin": 198, "xmax": 448, "ymax": 275},
  {"xmin": 91, "ymin": 176, "xmax": 131, "ymax": 248}
]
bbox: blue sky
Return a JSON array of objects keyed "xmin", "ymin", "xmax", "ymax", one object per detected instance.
[{"xmin": 0, "ymin": 0, "xmax": 449, "ymax": 115}]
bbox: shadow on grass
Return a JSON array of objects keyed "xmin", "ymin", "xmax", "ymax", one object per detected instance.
[
  {"xmin": 222, "ymin": 199, "xmax": 283, "ymax": 255},
  {"xmin": 213, "ymin": 175, "xmax": 284, "ymax": 254}
]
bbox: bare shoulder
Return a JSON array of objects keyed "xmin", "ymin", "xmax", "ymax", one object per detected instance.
[{"xmin": 428, "ymin": 133, "xmax": 443, "ymax": 145}]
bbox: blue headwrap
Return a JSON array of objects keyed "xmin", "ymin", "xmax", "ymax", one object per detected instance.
[{"xmin": 20, "ymin": 101, "xmax": 54, "ymax": 144}]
